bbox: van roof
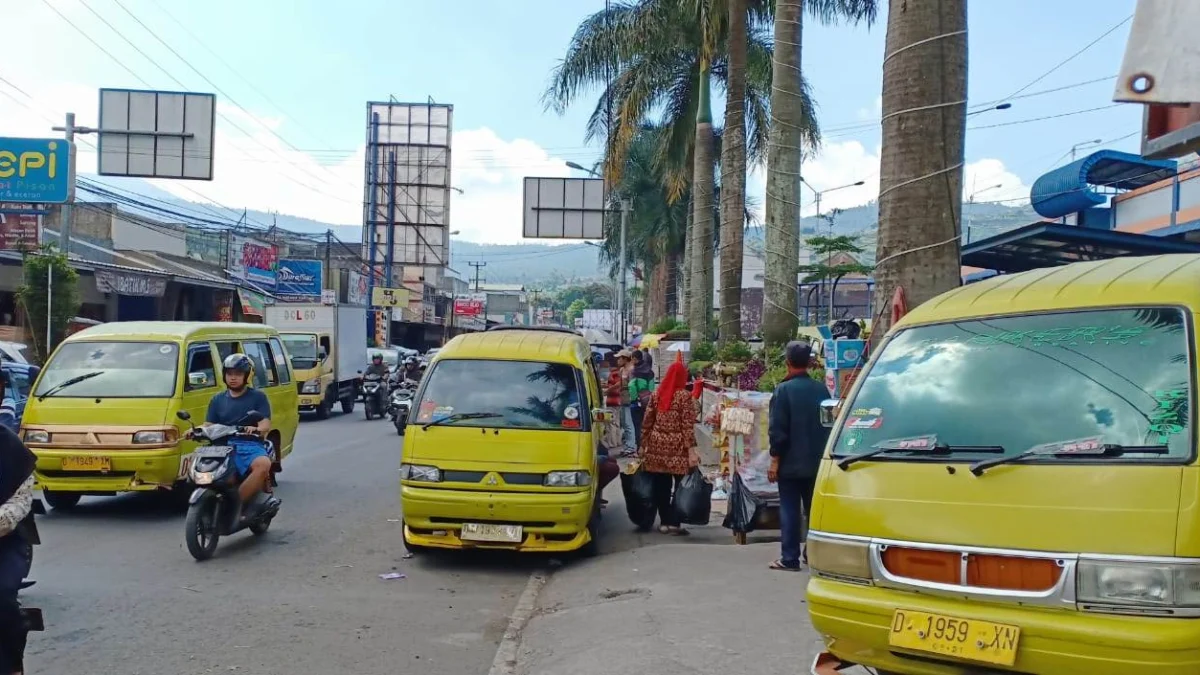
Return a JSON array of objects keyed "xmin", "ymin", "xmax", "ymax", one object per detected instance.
[
  {"xmin": 437, "ymin": 328, "xmax": 591, "ymax": 367},
  {"xmin": 64, "ymin": 321, "xmax": 282, "ymax": 342},
  {"xmin": 900, "ymin": 254, "xmax": 1200, "ymax": 327}
]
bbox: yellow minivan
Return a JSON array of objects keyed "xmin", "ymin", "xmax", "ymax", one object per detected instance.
[
  {"xmin": 400, "ymin": 326, "xmax": 606, "ymax": 555},
  {"xmin": 23, "ymin": 322, "xmax": 300, "ymax": 510},
  {"xmin": 807, "ymin": 255, "xmax": 1200, "ymax": 675}
]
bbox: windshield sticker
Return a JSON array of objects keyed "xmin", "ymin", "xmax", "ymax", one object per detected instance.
[
  {"xmin": 159, "ymin": 345, "xmax": 174, "ymax": 354},
  {"xmin": 563, "ymin": 405, "xmax": 580, "ymax": 420},
  {"xmin": 850, "ymin": 407, "xmax": 883, "ymax": 417},
  {"xmin": 874, "ymin": 435, "xmax": 937, "ymax": 451},
  {"xmin": 964, "ymin": 326, "xmax": 1152, "ymax": 350},
  {"xmin": 1026, "ymin": 436, "xmax": 1106, "ymax": 456},
  {"xmin": 431, "ymin": 406, "xmax": 454, "ymax": 422},
  {"xmin": 1150, "ymin": 388, "xmax": 1188, "ymax": 443},
  {"xmin": 416, "ymin": 401, "xmax": 437, "ymax": 423},
  {"xmin": 845, "ymin": 430, "xmax": 864, "ymax": 447},
  {"xmin": 847, "ymin": 415, "xmax": 883, "ymax": 430}
]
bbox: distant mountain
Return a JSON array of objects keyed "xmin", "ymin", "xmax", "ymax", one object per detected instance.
[{"xmin": 81, "ymin": 175, "xmax": 1036, "ymax": 284}]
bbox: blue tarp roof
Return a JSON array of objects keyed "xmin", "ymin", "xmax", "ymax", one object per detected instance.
[{"xmin": 1030, "ymin": 150, "xmax": 1177, "ymax": 219}]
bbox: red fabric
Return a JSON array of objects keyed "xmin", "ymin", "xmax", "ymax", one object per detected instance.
[
  {"xmin": 890, "ymin": 286, "xmax": 909, "ymax": 325},
  {"xmin": 657, "ymin": 353, "xmax": 689, "ymax": 412},
  {"xmin": 606, "ymin": 369, "xmax": 622, "ymax": 407}
]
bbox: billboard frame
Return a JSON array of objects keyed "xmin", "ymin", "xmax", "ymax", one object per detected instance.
[
  {"xmin": 96, "ymin": 88, "xmax": 216, "ymax": 181},
  {"xmin": 522, "ymin": 176, "xmax": 607, "ymax": 240}
]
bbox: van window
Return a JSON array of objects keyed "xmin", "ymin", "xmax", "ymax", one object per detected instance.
[
  {"xmin": 413, "ymin": 359, "xmax": 588, "ymax": 430},
  {"xmin": 243, "ymin": 340, "xmax": 277, "ymax": 388},
  {"xmin": 834, "ymin": 308, "xmax": 1194, "ymax": 463},
  {"xmin": 215, "ymin": 341, "xmax": 237, "ymax": 363},
  {"xmin": 269, "ymin": 338, "xmax": 292, "ymax": 385},
  {"xmin": 34, "ymin": 342, "xmax": 180, "ymax": 398},
  {"xmin": 185, "ymin": 343, "xmax": 217, "ymax": 390}
]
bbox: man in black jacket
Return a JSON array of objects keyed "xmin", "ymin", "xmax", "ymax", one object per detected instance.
[{"xmin": 767, "ymin": 341, "xmax": 830, "ymax": 571}]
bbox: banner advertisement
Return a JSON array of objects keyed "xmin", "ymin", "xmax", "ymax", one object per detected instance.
[
  {"xmin": 371, "ymin": 286, "xmax": 409, "ymax": 308},
  {"xmin": 453, "ymin": 293, "xmax": 485, "ymax": 317},
  {"xmin": 276, "ymin": 258, "xmax": 323, "ymax": 298},
  {"xmin": 94, "ymin": 268, "xmax": 168, "ymax": 297},
  {"xmin": 347, "ymin": 271, "xmax": 368, "ymax": 306},
  {"xmin": 229, "ymin": 234, "xmax": 278, "ymax": 289},
  {"xmin": 0, "ymin": 204, "xmax": 42, "ymax": 251}
]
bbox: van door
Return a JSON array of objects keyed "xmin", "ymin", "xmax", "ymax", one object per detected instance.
[
  {"xmin": 181, "ymin": 342, "xmax": 219, "ymax": 423},
  {"xmin": 243, "ymin": 338, "xmax": 298, "ymax": 458}
]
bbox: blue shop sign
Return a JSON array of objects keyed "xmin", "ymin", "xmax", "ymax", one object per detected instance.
[
  {"xmin": 276, "ymin": 259, "xmax": 323, "ymax": 297},
  {"xmin": 0, "ymin": 137, "xmax": 72, "ymax": 203}
]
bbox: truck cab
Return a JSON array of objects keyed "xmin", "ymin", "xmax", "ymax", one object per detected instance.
[{"xmin": 266, "ymin": 304, "xmax": 368, "ymax": 420}]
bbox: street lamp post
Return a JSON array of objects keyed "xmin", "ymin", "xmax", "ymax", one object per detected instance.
[
  {"xmin": 965, "ymin": 183, "xmax": 1003, "ymax": 244},
  {"xmin": 1069, "ymin": 139, "xmax": 1103, "ymax": 162},
  {"xmin": 800, "ymin": 178, "xmax": 865, "ymax": 323},
  {"xmin": 567, "ymin": 161, "xmax": 630, "ymax": 342}
]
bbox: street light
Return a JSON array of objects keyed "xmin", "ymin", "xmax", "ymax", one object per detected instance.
[
  {"xmin": 566, "ymin": 161, "xmax": 600, "ymax": 177},
  {"xmin": 1069, "ymin": 139, "xmax": 1103, "ymax": 162},
  {"xmin": 967, "ymin": 102, "xmax": 1013, "ymax": 116},
  {"xmin": 965, "ymin": 183, "xmax": 1003, "ymax": 244},
  {"xmin": 798, "ymin": 178, "xmax": 866, "ymax": 323},
  {"xmin": 450, "ymin": 186, "xmax": 465, "ymax": 195},
  {"xmin": 565, "ymin": 161, "xmax": 630, "ymax": 343}
]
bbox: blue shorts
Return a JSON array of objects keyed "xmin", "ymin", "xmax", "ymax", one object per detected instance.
[{"xmin": 230, "ymin": 439, "xmax": 270, "ymax": 478}]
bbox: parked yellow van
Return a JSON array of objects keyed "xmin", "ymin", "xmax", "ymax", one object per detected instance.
[
  {"xmin": 23, "ymin": 322, "xmax": 300, "ymax": 509},
  {"xmin": 808, "ymin": 255, "xmax": 1200, "ymax": 675},
  {"xmin": 400, "ymin": 326, "xmax": 606, "ymax": 555}
]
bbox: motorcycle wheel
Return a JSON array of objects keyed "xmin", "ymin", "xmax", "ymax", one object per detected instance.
[
  {"xmin": 185, "ymin": 499, "xmax": 220, "ymax": 561},
  {"xmin": 249, "ymin": 516, "xmax": 272, "ymax": 536},
  {"xmin": 364, "ymin": 407, "xmax": 374, "ymax": 420},
  {"xmin": 43, "ymin": 490, "xmax": 81, "ymax": 510}
]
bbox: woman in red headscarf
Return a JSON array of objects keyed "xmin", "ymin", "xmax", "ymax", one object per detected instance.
[{"xmin": 638, "ymin": 353, "xmax": 700, "ymax": 535}]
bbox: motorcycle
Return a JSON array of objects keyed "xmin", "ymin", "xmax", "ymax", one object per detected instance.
[
  {"xmin": 14, "ymin": 497, "xmax": 46, "ymax": 657},
  {"xmin": 176, "ymin": 410, "xmax": 281, "ymax": 561},
  {"xmin": 388, "ymin": 381, "xmax": 415, "ymax": 435},
  {"xmin": 362, "ymin": 373, "xmax": 386, "ymax": 420}
]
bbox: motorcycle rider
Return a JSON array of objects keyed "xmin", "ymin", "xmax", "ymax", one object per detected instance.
[
  {"xmin": 190, "ymin": 354, "xmax": 278, "ymax": 511},
  {"xmin": 402, "ymin": 357, "xmax": 422, "ymax": 384},
  {"xmin": 0, "ymin": 426, "xmax": 35, "ymax": 674},
  {"xmin": 361, "ymin": 353, "xmax": 390, "ymax": 410}
]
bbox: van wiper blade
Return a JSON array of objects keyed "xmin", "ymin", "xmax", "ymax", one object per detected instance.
[
  {"xmin": 37, "ymin": 371, "xmax": 105, "ymax": 401},
  {"xmin": 837, "ymin": 435, "xmax": 1006, "ymax": 470},
  {"xmin": 970, "ymin": 438, "xmax": 1169, "ymax": 476},
  {"xmin": 421, "ymin": 411, "xmax": 503, "ymax": 430}
]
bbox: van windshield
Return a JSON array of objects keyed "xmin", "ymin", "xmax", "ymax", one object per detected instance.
[
  {"xmin": 34, "ymin": 341, "xmax": 179, "ymax": 398},
  {"xmin": 413, "ymin": 359, "xmax": 586, "ymax": 430},
  {"xmin": 282, "ymin": 334, "xmax": 319, "ymax": 370},
  {"xmin": 834, "ymin": 308, "xmax": 1193, "ymax": 462}
]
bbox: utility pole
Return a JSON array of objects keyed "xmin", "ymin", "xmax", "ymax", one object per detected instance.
[
  {"xmin": 52, "ymin": 112, "xmax": 77, "ymax": 256},
  {"xmin": 324, "ymin": 230, "xmax": 333, "ymax": 297},
  {"xmin": 468, "ymin": 261, "xmax": 486, "ymax": 292},
  {"xmin": 529, "ymin": 289, "xmax": 541, "ymax": 325},
  {"xmin": 618, "ymin": 199, "xmax": 630, "ymax": 343}
]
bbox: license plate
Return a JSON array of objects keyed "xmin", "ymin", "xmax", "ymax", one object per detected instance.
[
  {"xmin": 61, "ymin": 456, "xmax": 112, "ymax": 472},
  {"xmin": 460, "ymin": 523, "xmax": 523, "ymax": 543},
  {"xmin": 888, "ymin": 609, "xmax": 1020, "ymax": 667}
]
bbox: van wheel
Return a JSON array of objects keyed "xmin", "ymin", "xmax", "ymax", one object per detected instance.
[
  {"xmin": 402, "ymin": 522, "xmax": 430, "ymax": 554},
  {"xmin": 43, "ymin": 490, "xmax": 81, "ymax": 511},
  {"xmin": 577, "ymin": 502, "xmax": 602, "ymax": 558},
  {"xmin": 340, "ymin": 397, "xmax": 355, "ymax": 414},
  {"xmin": 314, "ymin": 393, "xmax": 331, "ymax": 420}
]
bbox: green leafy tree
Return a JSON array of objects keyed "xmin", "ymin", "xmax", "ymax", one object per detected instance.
[
  {"xmin": 798, "ymin": 232, "xmax": 872, "ymax": 322},
  {"xmin": 18, "ymin": 245, "xmax": 80, "ymax": 362},
  {"xmin": 565, "ymin": 299, "xmax": 589, "ymax": 325}
]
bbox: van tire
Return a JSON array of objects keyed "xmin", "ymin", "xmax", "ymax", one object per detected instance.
[
  {"xmin": 340, "ymin": 397, "xmax": 354, "ymax": 414},
  {"xmin": 43, "ymin": 490, "xmax": 81, "ymax": 511},
  {"xmin": 577, "ymin": 501, "xmax": 602, "ymax": 558},
  {"xmin": 314, "ymin": 391, "xmax": 332, "ymax": 420}
]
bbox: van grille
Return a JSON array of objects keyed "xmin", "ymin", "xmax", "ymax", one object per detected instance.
[{"xmin": 881, "ymin": 546, "xmax": 1063, "ymax": 592}]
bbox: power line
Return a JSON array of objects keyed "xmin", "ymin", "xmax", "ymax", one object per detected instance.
[
  {"xmin": 966, "ymin": 104, "xmax": 1123, "ymax": 131},
  {"xmin": 999, "ymin": 14, "xmax": 1133, "ymax": 103}
]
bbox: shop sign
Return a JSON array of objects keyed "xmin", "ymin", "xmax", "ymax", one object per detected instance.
[
  {"xmin": 95, "ymin": 268, "xmax": 168, "ymax": 297},
  {"xmin": 453, "ymin": 293, "xmax": 485, "ymax": 317},
  {"xmin": 347, "ymin": 271, "xmax": 368, "ymax": 306},
  {"xmin": 229, "ymin": 234, "xmax": 277, "ymax": 289},
  {"xmin": 371, "ymin": 286, "xmax": 409, "ymax": 308},
  {"xmin": 276, "ymin": 258, "xmax": 323, "ymax": 298},
  {"xmin": 0, "ymin": 203, "xmax": 41, "ymax": 251}
]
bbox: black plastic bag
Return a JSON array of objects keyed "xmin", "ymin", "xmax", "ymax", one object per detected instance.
[
  {"xmin": 674, "ymin": 468, "xmax": 713, "ymax": 526},
  {"xmin": 722, "ymin": 472, "xmax": 764, "ymax": 533},
  {"xmin": 620, "ymin": 466, "xmax": 656, "ymax": 530}
]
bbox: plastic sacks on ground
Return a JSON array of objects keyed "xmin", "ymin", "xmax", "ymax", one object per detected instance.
[
  {"xmin": 674, "ymin": 468, "xmax": 713, "ymax": 526},
  {"xmin": 721, "ymin": 472, "xmax": 764, "ymax": 533},
  {"xmin": 620, "ymin": 463, "xmax": 656, "ymax": 530}
]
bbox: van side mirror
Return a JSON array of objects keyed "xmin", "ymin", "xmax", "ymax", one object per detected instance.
[
  {"xmin": 820, "ymin": 399, "xmax": 842, "ymax": 428},
  {"xmin": 187, "ymin": 372, "xmax": 210, "ymax": 388},
  {"xmin": 593, "ymin": 409, "xmax": 613, "ymax": 423},
  {"xmin": 176, "ymin": 410, "xmax": 192, "ymax": 421}
]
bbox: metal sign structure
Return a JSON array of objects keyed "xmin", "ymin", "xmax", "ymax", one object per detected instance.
[
  {"xmin": 522, "ymin": 176, "xmax": 606, "ymax": 239},
  {"xmin": 97, "ymin": 89, "xmax": 216, "ymax": 180}
]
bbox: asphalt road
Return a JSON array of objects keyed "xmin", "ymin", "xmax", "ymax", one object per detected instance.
[{"xmin": 21, "ymin": 408, "xmax": 552, "ymax": 675}]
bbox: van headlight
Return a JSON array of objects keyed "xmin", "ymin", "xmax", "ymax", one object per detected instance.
[
  {"xmin": 1077, "ymin": 559, "xmax": 1200, "ymax": 610},
  {"xmin": 301, "ymin": 378, "xmax": 322, "ymax": 394},
  {"xmin": 24, "ymin": 430, "xmax": 48, "ymax": 443},
  {"xmin": 399, "ymin": 464, "xmax": 441, "ymax": 482},
  {"xmin": 808, "ymin": 535, "xmax": 872, "ymax": 582},
  {"xmin": 545, "ymin": 470, "xmax": 591, "ymax": 487}
]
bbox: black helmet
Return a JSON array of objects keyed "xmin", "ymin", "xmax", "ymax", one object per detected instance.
[
  {"xmin": 223, "ymin": 353, "xmax": 254, "ymax": 377},
  {"xmin": 372, "ymin": 353, "xmax": 383, "ymax": 362}
]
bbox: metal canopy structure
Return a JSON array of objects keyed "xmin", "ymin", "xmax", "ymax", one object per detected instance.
[
  {"xmin": 1030, "ymin": 150, "xmax": 1176, "ymax": 219},
  {"xmin": 961, "ymin": 221, "xmax": 1200, "ymax": 274}
]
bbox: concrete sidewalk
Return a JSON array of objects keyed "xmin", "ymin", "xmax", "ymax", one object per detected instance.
[{"xmin": 512, "ymin": 481, "xmax": 830, "ymax": 675}]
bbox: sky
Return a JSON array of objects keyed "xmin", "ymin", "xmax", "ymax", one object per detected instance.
[{"xmin": 0, "ymin": 0, "xmax": 1144, "ymax": 245}]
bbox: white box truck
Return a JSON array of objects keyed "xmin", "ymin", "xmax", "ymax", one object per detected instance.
[{"xmin": 265, "ymin": 303, "xmax": 368, "ymax": 419}]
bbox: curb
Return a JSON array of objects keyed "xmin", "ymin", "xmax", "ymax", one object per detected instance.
[{"xmin": 487, "ymin": 569, "xmax": 549, "ymax": 675}]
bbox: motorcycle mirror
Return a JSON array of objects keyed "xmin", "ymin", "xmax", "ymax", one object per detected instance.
[{"xmin": 176, "ymin": 410, "xmax": 192, "ymax": 421}]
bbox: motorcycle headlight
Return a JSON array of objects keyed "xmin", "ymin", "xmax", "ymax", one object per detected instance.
[
  {"xmin": 193, "ymin": 472, "xmax": 214, "ymax": 486},
  {"xmin": 1077, "ymin": 559, "xmax": 1200, "ymax": 612},
  {"xmin": 399, "ymin": 463, "xmax": 441, "ymax": 482},
  {"xmin": 544, "ymin": 470, "xmax": 591, "ymax": 487},
  {"xmin": 301, "ymin": 378, "xmax": 322, "ymax": 394},
  {"xmin": 24, "ymin": 430, "xmax": 48, "ymax": 443}
]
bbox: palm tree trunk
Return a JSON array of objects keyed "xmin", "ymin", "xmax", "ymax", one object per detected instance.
[
  {"xmin": 718, "ymin": 0, "xmax": 748, "ymax": 346},
  {"xmin": 871, "ymin": 0, "xmax": 967, "ymax": 345},
  {"xmin": 762, "ymin": 0, "xmax": 803, "ymax": 347},
  {"xmin": 690, "ymin": 61, "xmax": 716, "ymax": 346},
  {"xmin": 681, "ymin": 195, "xmax": 693, "ymax": 322},
  {"xmin": 665, "ymin": 248, "xmax": 679, "ymax": 318}
]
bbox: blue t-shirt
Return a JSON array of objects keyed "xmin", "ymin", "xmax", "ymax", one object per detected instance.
[{"xmin": 206, "ymin": 388, "xmax": 272, "ymax": 426}]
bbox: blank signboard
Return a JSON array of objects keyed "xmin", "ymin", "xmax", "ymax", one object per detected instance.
[
  {"xmin": 523, "ymin": 177, "xmax": 606, "ymax": 239},
  {"xmin": 98, "ymin": 89, "xmax": 216, "ymax": 180}
]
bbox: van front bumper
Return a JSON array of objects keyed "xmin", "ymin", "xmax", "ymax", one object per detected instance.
[
  {"xmin": 807, "ymin": 577, "xmax": 1200, "ymax": 675},
  {"xmin": 33, "ymin": 447, "xmax": 184, "ymax": 493},
  {"xmin": 401, "ymin": 484, "xmax": 593, "ymax": 553}
]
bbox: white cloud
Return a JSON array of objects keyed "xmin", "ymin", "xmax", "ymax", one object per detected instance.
[
  {"xmin": 962, "ymin": 158, "xmax": 1030, "ymax": 204},
  {"xmin": 856, "ymin": 95, "xmax": 883, "ymax": 121},
  {"xmin": 0, "ymin": 77, "xmax": 580, "ymax": 244}
]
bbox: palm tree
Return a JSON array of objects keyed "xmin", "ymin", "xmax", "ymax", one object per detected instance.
[
  {"xmin": 761, "ymin": 0, "xmax": 877, "ymax": 346},
  {"xmin": 870, "ymin": 0, "xmax": 966, "ymax": 344},
  {"xmin": 718, "ymin": 0, "xmax": 748, "ymax": 345}
]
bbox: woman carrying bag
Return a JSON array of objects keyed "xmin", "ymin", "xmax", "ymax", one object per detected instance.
[
  {"xmin": 0, "ymin": 427, "xmax": 36, "ymax": 674},
  {"xmin": 638, "ymin": 353, "xmax": 700, "ymax": 535}
]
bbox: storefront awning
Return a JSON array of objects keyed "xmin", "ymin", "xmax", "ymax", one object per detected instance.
[
  {"xmin": 237, "ymin": 288, "xmax": 266, "ymax": 317},
  {"xmin": 961, "ymin": 222, "xmax": 1200, "ymax": 274},
  {"xmin": 1030, "ymin": 150, "xmax": 1177, "ymax": 218}
]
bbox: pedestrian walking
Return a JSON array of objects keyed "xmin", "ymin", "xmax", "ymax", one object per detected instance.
[
  {"xmin": 0, "ymin": 427, "xmax": 36, "ymax": 674},
  {"xmin": 638, "ymin": 353, "xmax": 700, "ymax": 535},
  {"xmin": 606, "ymin": 350, "xmax": 636, "ymax": 452},
  {"xmin": 767, "ymin": 341, "xmax": 830, "ymax": 571},
  {"xmin": 628, "ymin": 350, "xmax": 654, "ymax": 445}
]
